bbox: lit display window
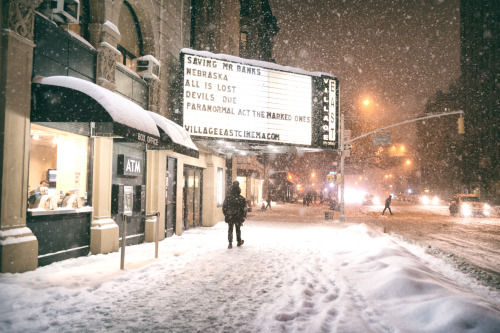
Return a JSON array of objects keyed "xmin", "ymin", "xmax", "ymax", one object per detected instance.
[{"xmin": 28, "ymin": 124, "xmax": 89, "ymax": 210}]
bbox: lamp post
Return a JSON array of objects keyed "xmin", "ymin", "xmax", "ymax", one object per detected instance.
[{"xmin": 339, "ymin": 113, "xmax": 346, "ymax": 222}]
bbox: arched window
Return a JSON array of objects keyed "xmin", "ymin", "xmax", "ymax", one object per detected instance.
[{"xmin": 117, "ymin": 1, "xmax": 143, "ymax": 71}]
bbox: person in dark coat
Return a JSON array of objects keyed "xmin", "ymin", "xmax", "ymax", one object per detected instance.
[
  {"xmin": 382, "ymin": 195, "xmax": 393, "ymax": 215},
  {"xmin": 222, "ymin": 181, "xmax": 247, "ymax": 249},
  {"xmin": 265, "ymin": 191, "xmax": 272, "ymax": 210}
]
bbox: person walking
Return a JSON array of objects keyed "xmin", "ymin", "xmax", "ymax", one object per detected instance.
[
  {"xmin": 223, "ymin": 181, "xmax": 247, "ymax": 249},
  {"xmin": 382, "ymin": 195, "xmax": 393, "ymax": 215},
  {"xmin": 265, "ymin": 191, "xmax": 272, "ymax": 210}
]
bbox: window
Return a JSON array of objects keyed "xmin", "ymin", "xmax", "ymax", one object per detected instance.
[
  {"xmin": 117, "ymin": 1, "xmax": 143, "ymax": 71},
  {"xmin": 240, "ymin": 31, "xmax": 248, "ymax": 51},
  {"xmin": 28, "ymin": 124, "xmax": 89, "ymax": 210},
  {"xmin": 217, "ymin": 168, "xmax": 223, "ymax": 206}
]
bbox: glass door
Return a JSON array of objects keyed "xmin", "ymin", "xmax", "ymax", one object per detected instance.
[
  {"xmin": 165, "ymin": 157, "xmax": 176, "ymax": 237},
  {"xmin": 183, "ymin": 166, "xmax": 203, "ymax": 229}
]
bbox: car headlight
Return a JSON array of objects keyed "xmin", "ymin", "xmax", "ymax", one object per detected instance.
[
  {"xmin": 432, "ymin": 196, "xmax": 439, "ymax": 205},
  {"xmin": 484, "ymin": 203, "xmax": 491, "ymax": 210},
  {"xmin": 421, "ymin": 195, "xmax": 429, "ymax": 205},
  {"xmin": 461, "ymin": 203, "xmax": 472, "ymax": 217}
]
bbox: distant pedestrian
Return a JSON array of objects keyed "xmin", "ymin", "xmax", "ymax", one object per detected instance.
[
  {"xmin": 265, "ymin": 191, "xmax": 272, "ymax": 210},
  {"xmin": 382, "ymin": 195, "xmax": 393, "ymax": 215},
  {"xmin": 306, "ymin": 191, "xmax": 312, "ymax": 206},
  {"xmin": 223, "ymin": 181, "xmax": 247, "ymax": 249}
]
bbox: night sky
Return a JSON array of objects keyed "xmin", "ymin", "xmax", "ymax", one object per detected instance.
[{"xmin": 269, "ymin": 0, "xmax": 461, "ymax": 143}]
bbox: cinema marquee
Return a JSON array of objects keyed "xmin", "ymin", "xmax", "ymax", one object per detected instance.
[{"xmin": 180, "ymin": 49, "xmax": 339, "ymax": 149}]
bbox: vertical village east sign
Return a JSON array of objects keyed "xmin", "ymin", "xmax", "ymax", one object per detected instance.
[{"xmin": 180, "ymin": 49, "xmax": 339, "ymax": 149}]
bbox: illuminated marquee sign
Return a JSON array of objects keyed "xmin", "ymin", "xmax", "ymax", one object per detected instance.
[
  {"xmin": 320, "ymin": 77, "xmax": 337, "ymax": 147},
  {"xmin": 180, "ymin": 49, "xmax": 338, "ymax": 148}
]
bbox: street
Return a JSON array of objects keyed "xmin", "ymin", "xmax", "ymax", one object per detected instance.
[
  {"xmin": 1, "ymin": 203, "xmax": 500, "ymax": 332},
  {"xmin": 351, "ymin": 201, "xmax": 500, "ymax": 287}
]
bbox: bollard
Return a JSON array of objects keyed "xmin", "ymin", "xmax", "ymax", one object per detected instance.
[
  {"xmin": 145, "ymin": 212, "xmax": 160, "ymax": 259},
  {"xmin": 120, "ymin": 214, "xmax": 127, "ymax": 270},
  {"xmin": 155, "ymin": 211, "xmax": 160, "ymax": 259}
]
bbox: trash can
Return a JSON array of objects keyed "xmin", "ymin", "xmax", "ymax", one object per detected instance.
[{"xmin": 325, "ymin": 211, "xmax": 333, "ymax": 220}]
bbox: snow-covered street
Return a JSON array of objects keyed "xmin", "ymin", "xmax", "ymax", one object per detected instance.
[
  {"xmin": 357, "ymin": 201, "xmax": 500, "ymax": 283},
  {"xmin": 1, "ymin": 204, "xmax": 499, "ymax": 332}
]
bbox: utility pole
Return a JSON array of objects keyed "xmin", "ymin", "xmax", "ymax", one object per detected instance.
[{"xmin": 338, "ymin": 110, "xmax": 463, "ymax": 222}]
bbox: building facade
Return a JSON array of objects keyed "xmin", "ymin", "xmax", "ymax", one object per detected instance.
[
  {"xmin": 460, "ymin": 0, "xmax": 499, "ymax": 203},
  {"xmin": 0, "ymin": 0, "xmax": 229, "ymax": 273}
]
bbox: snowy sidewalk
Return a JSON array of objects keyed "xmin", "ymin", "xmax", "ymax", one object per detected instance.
[{"xmin": 1, "ymin": 204, "xmax": 499, "ymax": 332}]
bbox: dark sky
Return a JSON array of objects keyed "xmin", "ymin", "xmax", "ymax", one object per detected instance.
[{"xmin": 269, "ymin": 0, "xmax": 461, "ymax": 141}]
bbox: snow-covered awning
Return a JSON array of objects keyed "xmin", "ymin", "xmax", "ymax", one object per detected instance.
[
  {"xmin": 146, "ymin": 111, "xmax": 199, "ymax": 158},
  {"xmin": 31, "ymin": 76, "xmax": 160, "ymax": 146}
]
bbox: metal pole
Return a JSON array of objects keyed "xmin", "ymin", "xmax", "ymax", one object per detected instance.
[
  {"xmin": 155, "ymin": 211, "xmax": 160, "ymax": 259},
  {"xmin": 340, "ymin": 113, "xmax": 346, "ymax": 222},
  {"xmin": 120, "ymin": 214, "xmax": 127, "ymax": 270}
]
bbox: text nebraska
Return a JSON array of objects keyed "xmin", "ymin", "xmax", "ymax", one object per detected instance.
[{"xmin": 185, "ymin": 68, "xmax": 228, "ymax": 81}]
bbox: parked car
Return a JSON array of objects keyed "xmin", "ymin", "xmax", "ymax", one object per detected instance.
[
  {"xmin": 420, "ymin": 194, "xmax": 440, "ymax": 205},
  {"xmin": 449, "ymin": 194, "xmax": 491, "ymax": 217}
]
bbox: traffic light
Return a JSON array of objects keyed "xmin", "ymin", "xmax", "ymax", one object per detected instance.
[{"xmin": 458, "ymin": 117, "xmax": 465, "ymax": 134}]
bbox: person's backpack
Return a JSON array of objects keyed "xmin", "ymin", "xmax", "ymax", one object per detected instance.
[
  {"xmin": 224, "ymin": 195, "xmax": 245, "ymax": 220},
  {"xmin": 224, "ymin": 195, "xmax": 240, "ymax": 215}
]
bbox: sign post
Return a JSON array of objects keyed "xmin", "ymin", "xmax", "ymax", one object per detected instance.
[{"xmin": 339, "ymin": 113, "xmax": 346, "ymax": 222}]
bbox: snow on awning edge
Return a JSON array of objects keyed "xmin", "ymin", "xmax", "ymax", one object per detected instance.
[
  {"xmin": 32, "ymin": 76, "xmax": 160, "ymax": 138},
  {"xmin": 146, "ymin": 111, "xmax": 199, "ymax": 157}
]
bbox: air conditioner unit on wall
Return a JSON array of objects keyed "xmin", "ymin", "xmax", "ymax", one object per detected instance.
[
  {"xmin": 43, "ymin": 0, "xmax": 80, "ymax": 24},
  {"xmin": 135, "ymin": 55, "xmax": 161, "ymax": 80}
]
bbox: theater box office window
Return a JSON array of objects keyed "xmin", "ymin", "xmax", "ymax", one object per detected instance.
[
  {"xmin": 28, "ymin": 124, "xmax": 92, "ymax": 266},
  {"xmin": 30, "ymin": 75, "xmax": 160, "ymax": 266}
]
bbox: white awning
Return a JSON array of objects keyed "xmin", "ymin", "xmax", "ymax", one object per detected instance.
[
  {"xmin": 32, "ymin": 76, "xmax": 160, "ymax": 146},
  {"xmin": 147, "ymin": 111, "xmax": 199, "ymax": 158}
]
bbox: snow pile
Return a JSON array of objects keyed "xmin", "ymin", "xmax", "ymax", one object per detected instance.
[{"xmin": 0, "ymin": 205, "xmax": 499, "ymax": 332}]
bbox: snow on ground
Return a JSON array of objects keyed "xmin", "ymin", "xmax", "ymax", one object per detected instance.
[{"xmin": 1, "ymin": 204, "xmax": 499, "ymax": 332}]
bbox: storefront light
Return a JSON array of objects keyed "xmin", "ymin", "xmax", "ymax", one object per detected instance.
[{"xmin": 28, "ymin": 124, "xmax": 88, "ymax": 211}]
